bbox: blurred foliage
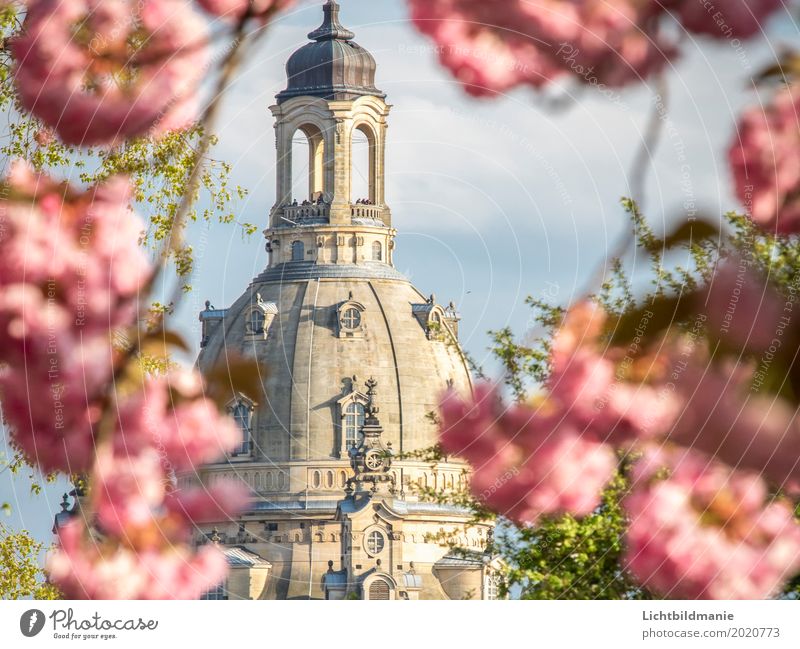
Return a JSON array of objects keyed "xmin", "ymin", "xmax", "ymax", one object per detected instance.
[{"xmin": 0, "ymin": 523, "xmax": 61, "ymax": 599}]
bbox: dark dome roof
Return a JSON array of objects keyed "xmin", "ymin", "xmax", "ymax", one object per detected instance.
[{"xmin": 276, "ymin": 1, "xmax": 384, "ymax": 104}]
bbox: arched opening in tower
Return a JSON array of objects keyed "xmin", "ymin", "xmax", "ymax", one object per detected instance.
[
  {"xmin": 290, "ymin": 124, "xmax": 325, "ymax": 202},
  {"xmin": 351, "ymin": 124, "xmax": 375, "ymax": 204}
]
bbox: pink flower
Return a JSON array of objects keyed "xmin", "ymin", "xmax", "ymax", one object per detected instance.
[
  {"xmin": 624, "ymin": 445, "xmax": 800, "ymax": 599},
  {"xmin": 195, "ymin": 0, "xmax": 294, "ymax": 21},
  {"xmin": 94, "ymin": 447, "xmax": 167, "ymax": 537},
  {"xmin": 440, "ymin": 385, "xmax": 617, "ymax": 523},
  {"xmin": 547, "ymin": 300, "xmax": 681, "ymax": 443},
  {"xmin": 48, "ymin": 371, "xmax": 248, "ymax": 599},
  {"xmin": 0, "ymin": 162, "xmax": 149, "ymax": 473},
  {"xmin": 112, "ymin": 371, "xmax": 240, "ymax": 471},
  {"xmin": 165, "ymin": 481, "xmax": 250, "ymax": 524},
  {"xmin": 408, "ymin": 0, "xmax": 674, "ymax": 95},
  {"xmin": 48, "ymin": 521, "xmax": 230, "ymax": 599},
  {"xmin": 703, "ymin": 256, "xmax": 784, "ymax": 351},
  {"xmin": 676, "ymin": 0, "xmax": 781, "ymax": 39},
  {"xmin": 729, "ymin": 85, "xmax": 800, "ymax": 234},
  {"xmin": 667, "ymin": 356, "xmax": 800, "ymax": 489},
  {"xmin": 12, "ymin": 0, "xmax": 209, "ymax": 146}
]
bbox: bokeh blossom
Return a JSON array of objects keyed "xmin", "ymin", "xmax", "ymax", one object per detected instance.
[
  {"xmin": 624, "ymin": 445, "xmax": 800, "ymax": 599},
  {"xmin": 408, "ymin": 1, "xmax": 783, "ymax": 97},
  {"xmin": 440, "ymin": 385, "xmax": 617, "ymax": 524},
  {"xmin": 48, "ymin": 372, "xmax": 247, "ymax": 599},
  {"xmin": 729, "ymin": 85, "xmax": 800, "ymax": 234},
  {"xmin": 195, "ymin": 0, "xmax": 294, "ymax": 21},
  {"xmin": 0, "ymin": 161, "xmax": 149, "ymax": 472},
  {"xmin": 547, "ymin": 300, "xmax": 680, "ymax": 444},
  {"xmin": 12, "ymin": 0, "xmax": 209, "ymax": 145}
]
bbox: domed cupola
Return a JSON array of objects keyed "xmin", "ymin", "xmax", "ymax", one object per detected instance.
[{"xmin": 277, "ymin": 1, "xmax": 384, "ymax": 104}]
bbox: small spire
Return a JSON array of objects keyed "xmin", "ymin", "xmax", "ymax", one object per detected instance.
[{"xmin": 308, "ymin": 0, "xmax": 355, "ymax": 42}]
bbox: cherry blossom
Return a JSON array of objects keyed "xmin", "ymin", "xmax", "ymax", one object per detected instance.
[
  {"xmin": 440, "ymin": 385, "xmax": 617, "ymax": 523},
  {"xmin": 110, "ymin": 370, "xmax": 241, "ymax": 471},
  {"xmin": 0, "ymin": 161, "xmax": 149, "ymax": 473},
  {"xmin": 624, "ymin": 445, "xmax": 800, "ymax": 599},
  {"xmin": 12, "ymin": 0, "xmax": 209, "ymax": 145},
  {"xmin": 729, "ymin": 84, "xmax": 800, "ymax": 234},
  {"xmin": 48, "ymin": 520, "xmax": 231, "ymax": 600},
  {"xmin": 547, "ymin": 300, "xmax": 680, "ymax": 444},
  {"xmin": 703, "ymin": 256, "xmax": 785, "ymax": 351},
  {"xmin": 676, "ymin": 0, "xmax": 781, "ymax": 39},
  {"xmin": 408, "ymin": 0, "xmax": 674, "ymax": 95},
  {"xmin": 195, "ymin": 0, "xmax": 294, "ymax": 21},
  {"xmin": 47, "ymin": 369, "xmax": 248, "ymax": 599},
  {"xmin": 666, "ymin": 353, "xmax": 800, "ymax": 489}
]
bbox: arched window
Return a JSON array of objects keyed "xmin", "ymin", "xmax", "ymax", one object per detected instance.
[
  {"xmin": 291, "ymin": 125, "xmax": 325, "ymax": 202},
  {"xmin": 247, "ymin": 309, "xmax": 265, "ymax": 335},
  {"xmin": 344, "ymin": 402, "xmax": 365, "ymax": 449},
  {"xmin": 231, "ymin": 401, "xmax": 252, "ymax": 455},
  {"xmin": 351, "ymin": 125, "xmax": 375, "ymax": 203},
  {"xmin": 291, "ymin": 240, "xmax": 304, "ymax": 261},
  {"xmin": 368, "ymin": 579, "xmax": 390, "ymax": 600},
  {"xmin": 372, "ymin": 241, "xmax": 382, "ymax": 261}
]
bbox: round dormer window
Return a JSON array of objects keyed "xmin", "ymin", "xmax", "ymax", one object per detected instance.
[{"xmin": 341, "ymin": 307, "xmax": 361, "ymax": 330}]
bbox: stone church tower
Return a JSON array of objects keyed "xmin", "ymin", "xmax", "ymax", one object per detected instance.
[{"xmin": 193, "ymin": 1, "xmax": 496, "ymax": 600}]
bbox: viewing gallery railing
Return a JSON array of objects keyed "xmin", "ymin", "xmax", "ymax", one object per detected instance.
[{"xmin": 278, "ymin": 203, "xmax": 387, "ymax": 224}]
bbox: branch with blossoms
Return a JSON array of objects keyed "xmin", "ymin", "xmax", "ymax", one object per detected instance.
[
  {"xmin": 0, "ymin": 0, "xmax": 296, "ymax": 599},
  {"xmin": 415, "ymin": 0, "xmax": 800, "ymax": 599}
]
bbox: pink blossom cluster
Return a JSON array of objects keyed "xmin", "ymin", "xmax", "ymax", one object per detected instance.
[
  {"xmin": 729, "ymin": 84, "xmax": 800, "ymax": 235},
  {"xmin": 667, "ymin": 352, "xmax": 800, "ymax": 490},
  {"xmin": 440, "ymin": 385, "xmax": 617, "ymax": 524},
  {"xmin": 195, "ymin": 0, "xmax": 294, "ymax": 21},
  {"xmin": 624, "ymin": 445, "xmax": 800, "ymax": 599},
  {"xmin": 48, "ymin": 519, "xmax": 231, "ymax": 599},
  {"xmin": 440, "ymin": 295, "xmax": 800, "ymax": 598},
  {"xmin": 12, "ymin": 0, "xmax": 209, "ymax": 146},
  {"xmin": 48, "ymin": 371, "xmax": 247, "ymax": 599},
  {"xmin": 546, "ymin": 300, "xmax": 680, "ymax": 444},
  {"xmin": 0, "ymin": 161, "xmax": 150, "ymax": 473},
  {"xmin": 408, "ymin": 0, "xmax": 782, "ymax": 96}
]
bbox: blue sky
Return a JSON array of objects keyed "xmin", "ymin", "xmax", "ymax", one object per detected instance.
[{"xmin": 2, "ymin": 0, "xmax": 797, "ymax": 547}]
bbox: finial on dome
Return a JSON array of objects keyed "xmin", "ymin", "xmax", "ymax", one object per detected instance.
[{"xmin": 308, "ymin": 0, "xmax": 355, "ymax": 42}]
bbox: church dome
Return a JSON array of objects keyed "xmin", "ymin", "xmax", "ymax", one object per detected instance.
[
  {"xmin": 277, "ymin": 1, "xmax": 384, "ymax": 104},
  {"xmin": 197, "ymin": 265, "xmax": 472, "ymax": 463}
]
